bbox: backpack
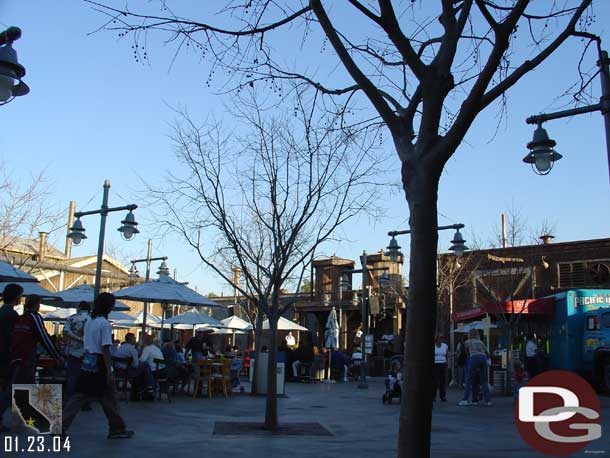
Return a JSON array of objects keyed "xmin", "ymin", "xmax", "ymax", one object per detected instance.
[
  {"xmin": 457, "ymin": 343, "xmax": 467, "ymax": 366},
  {"xmin": 10, "ymin": 314, "xmax": 36, "ymax": 362}
]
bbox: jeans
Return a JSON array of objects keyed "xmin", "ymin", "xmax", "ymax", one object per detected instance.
[
  {"xmin": 432, "ymin": 363, "xmax": 447, "ymax": 400},
  {"xmin": 62, "ymin": 382, "xmax": 126, "ymax": 433},
  {"xmin": 128, "ymin": 362, "xmax": 154, "ymax": 392},
  {"xmin": 66, "ymin": 356, "xmax": 82, "ymax": 400},
  {"xmin": 456, "ymin": 365, "xmax": 466, "ymax": 387},
  {"xmin": 468, "ymin": 354, "xmax": 490, "ymax": 403}
]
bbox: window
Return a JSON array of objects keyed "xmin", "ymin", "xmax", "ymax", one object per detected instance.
[
  {"xmin": 586, "ymin": 315, "xmax": 600, "ymax": 331},
  {"xmin": 602, "ymin": 312, "xmax": 610, "ymax": 328}
]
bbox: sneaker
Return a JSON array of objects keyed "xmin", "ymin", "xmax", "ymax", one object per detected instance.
[
  {"xmin": 441, "ymin": 398, "xmax": 447, "ymax": 402},
  {"xmin": 485, "ymin": 401, "xmax": 493, "ymax": 406},
  {"xmin": 108, "ymin": 430, "xmax": 135, "ymax": 439},
  {"xmin": 471, "ymin": 401, "xmax": 478, "ymax": 406},
  {"xmin": 458, "ymin": 400, "xmax": 469, "ymax": 406}
]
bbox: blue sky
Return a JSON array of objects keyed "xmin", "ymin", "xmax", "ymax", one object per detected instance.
[{"xmin": 2, "ymin": 1, "xmax": 610, "ymax": 295}]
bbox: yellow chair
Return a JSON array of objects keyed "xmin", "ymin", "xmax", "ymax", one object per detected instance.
[{"xmin": 192, "ymin": 361, "xmax": 212, "ymax": 399}]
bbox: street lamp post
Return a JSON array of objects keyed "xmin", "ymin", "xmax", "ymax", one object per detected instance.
[
  {"xmin": 129, "ymin": 239, "xmax": 168, "ymax": 343},
  {"xmin": 66, "ymin": 180, "xmax": 139, "ymax": 299},
  {"xmin": 385, "ymin": 223, "xmax": 468, "ymax": 388},
  {"xmin": 342, "ymin": 251, "xmax": 390, "ymax": 389},
  {"xmin": 523, "ymin": 42, "xmax": 610, "ymax": 182},
  {"xmin": 0, "ymin": 26, "xmax": 29, "ymax": 105}
]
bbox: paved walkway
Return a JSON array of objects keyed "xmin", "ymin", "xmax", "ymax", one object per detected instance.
[{"xmin": 3, "ymin": 379, "xmax": 609, "ymax": 457}]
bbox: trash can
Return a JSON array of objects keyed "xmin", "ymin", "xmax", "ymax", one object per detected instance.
[{"xmin": 249, "ymin": 351, "xmax": 285, "ymax": 395}]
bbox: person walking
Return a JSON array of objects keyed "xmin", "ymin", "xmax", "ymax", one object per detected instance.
[
  {"xmin": 458, "ymin": 329, "xmax": 491, "ymax": 406},
  {"xmin": 0, "ymin": 284, "xmax": 23, "ymax": 431},
  {"xmin": 63, "ymin": 301, "xmax": 90, "ymax": 400},
  {"xmin": 455, "ymin": 335, "xmax": 468, "ymax": 389},
  {"xmin": 61, "ymin": 293, "xmax": 134, "ymax": 439},
  {"xmin": 432, "ymin": 335, "xmax": 448, "ymax": 402},
  {"xmin": 525, "ymin": 335, "xmax": 538, "ymax": 379},
  {"xmin": 10, "ymin": 295, "xmax": 62, "ymax": 384}
]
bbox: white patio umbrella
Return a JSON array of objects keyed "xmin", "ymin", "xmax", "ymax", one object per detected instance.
[
  {"xmin": 47, "ymin": 284, "xmax": 130, "ymax": 311},
  {"xmin": 164, "ymin": 309, "xmax": 223, "ymax": 327},
  {"xmin": 221, "ymin": 315, "xmax": 253, "ymax": 330},
  {"xmin": 44, "ymin": 308, "xmax": 134, "ymax": 323},
  {"xmin": 262, "ymin": 316, "xmax": 308, "ymax": 331},
  {"xmin": 219, "ymin": 316, "xmax": 252, "ymax": 345},
  {"xmin": 0, "ymin": 261, "xmax": 38, "ymax": 282},
  {"xmin": 465, "ymin": 320, "xmax": 498, "ymax": 331},
  {"xmin": 113, "ymin": 273, "xmax": 221, "ymax": 332},
  {"xmin": 213, "ymin": 327, "xmax": 246, "ymax": 335},
  {"xmin": 324, "ymin": 307, "xmax": 340, "ymax": 381}
]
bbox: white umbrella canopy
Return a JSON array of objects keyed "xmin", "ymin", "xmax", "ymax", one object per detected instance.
[
  {"xmin": 46, "ymin": 284, "xmax": 130, "ymax": 311},
  {"xmin": 43, "ymin": 308, "xmax": 76, "ymax": 322},
  {"xmin": 0, "ymin": 281, "xmax": 60, "ymax": 301},
  {"xmin": 164, "ymin": 309, "xmax": 223, "ymax": 327},
  {"xmin": 0, "ymin": 261, "xmax": 38, "ymax": 282},
  {"xmin": 324, "ymin": 307, "xmax": 340, "ymax": 349},
  {"xmin": 452, "ymin": 321, "xmax": 498, "ymax": 333},
  {"xmin": 113, "ymin": 274, "xmax": 221, "ymax": 307},
  {"xmin": 220, "ymin": 315, "xmax": 253, "ymax": 330},
  {"xmin": 43, "ymin": 308, "xmax": 134, "ymax": 323},
  {"xmin": 262, "ymin": 316, "xmax": 308, "ymax": 331},
  {"xmin": 127, "ymin": 310, "xmax": 164, "ymax": 327},
  {"xmin": 213, "ymin": 327, "xmax": 246, "ymax": 335}
]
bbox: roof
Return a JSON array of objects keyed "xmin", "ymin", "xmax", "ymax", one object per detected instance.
[
  {"xmin": 453, "ymin": 297, "xmax": 554, "ymax": 321},
  {"xmin": 439, "ymin": 237, "xmax": 610, "ymax": 257},
  {"xmin": 312, "ymin": 256, "xmax": 355, "ymax": 267},
  {"xmin": 63, "ymin": 254, "xmax": 130, "ymax": 274},
  {"xmin": 0, "ymin": 236, "xmax": 66, "ymax": 260}
]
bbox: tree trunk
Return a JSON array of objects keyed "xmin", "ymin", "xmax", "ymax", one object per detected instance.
[
  {"xmin": 251, "ymin": 312, "xmax": 264, "ymax": 396},
  {"xmin": 398, "ymin": 168, "xmax": 440, "ymax": 458},
  {"xmin": 264, "ymin": 304, "xmax": 279, "ymax": 430}
]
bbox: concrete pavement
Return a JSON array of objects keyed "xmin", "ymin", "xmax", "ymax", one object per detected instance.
[{"xmin": 3, "ymin": 378, "xmax": 609, "ymax": 457}]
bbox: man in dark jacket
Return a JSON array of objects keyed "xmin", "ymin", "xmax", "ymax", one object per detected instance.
[{"xmin": 0, "ymin": 283, "xmax": 24, "ymax": 431}]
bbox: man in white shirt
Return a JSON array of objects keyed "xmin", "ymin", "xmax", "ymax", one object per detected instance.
[
  {"xmin": 61, "ymin": 293, "xmax": 134, "ymax": 439},
  {"xmin": 433, "ymin": 335, "xmax": 448, "ymax": 402},
  {"xmin": 115, "ymin": 333, "xmax": 154, "ymax": 398},
  {"xmin": 525, "ymin": 335, "xmax": 539, "ymax": 378},
  {"xmin": 140, "ymin": 335, "xmax": 165, "ymax": 373},
  {"xmin": 285, "ymin": 332, "xmax": 296, "ymax": 348}
]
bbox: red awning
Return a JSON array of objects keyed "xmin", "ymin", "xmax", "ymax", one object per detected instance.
[{"xmin": 452, "ymin": 297, "xmax": 554, "ymax": 322}]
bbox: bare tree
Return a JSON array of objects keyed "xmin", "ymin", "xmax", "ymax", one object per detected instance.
[
  {"xmin": 89, "ymin": 1, "xmax": 599, "ymax": 454},
  {"xmin": 149, "ymin": 88, "xmax": 380, "ymax": 429},
  {"xmin": 0, "ymin": 163, "xmax": 63, "ymax": 268}
]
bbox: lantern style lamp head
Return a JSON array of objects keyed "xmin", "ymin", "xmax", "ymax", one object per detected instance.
[
  {"xmin": 449, "ymin": 228, "xmax": 468, "ymax": 258},
  {"xmin": 67, "ymin": 218, "xmax": 87, "ymax": 246},
  {"xmin": 339, "ymin": 273, "xmax": 351, "ymax": 292},
  {"xmin": 128, "ymin": 262, "xmax": 140, "ymax": 283},
  {"xmin": 378, "ymin": 271, "xmax": 390, "ymax": 288},
  {"xmin": 157, "ymin": 260, "xmax": 170, "ymax": 277},
  {"xmin": 522, "ymin": 124, "xmax": 563, "ymax": 175},
  {"xmin": 385, "ymin": 236, "xmax": 403, "ymax": 262},
  {"xmin": 0, "ymin": 27, "xmax": 29, "ymax": 105},
  {"xmin": 118, "ymin": 210, "xmax": 139, "ymax": 241}
]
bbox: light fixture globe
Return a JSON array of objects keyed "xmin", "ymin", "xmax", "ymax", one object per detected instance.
[
  {"xmin": 0, "ymin": 27, "xmax": 29, "ymax": 104},
  {"xmin": 67, "ymin": 218, "xmax": 87, "ymax": 246},
  {"xmin": 118, "ymin": 210, "xmax": 139, "ymax": 241},
  {"xmin": 128, "ymin": 263, "xmax": 140, "ymax": 282},
  {"xmin": 385, "ymin": 236, "xmax": 403, "ymax": 262},
  {"xmin": 339, "ymin": 273, "xmax": 351, "ymax": 291},
  {"xmin": 449, "ymin": 229, "xmax": 468, "ymax": 258},
  {"xmin": 522, "ymin": 124, "xmax": 562, "ymax": 175},
  {"xmin": 157, "ymin": 260, "xmax": 170, "ymax": 277},
  {"xmin": 378, "ymin": 271, "xmax": 390, "ymax": 288}
]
